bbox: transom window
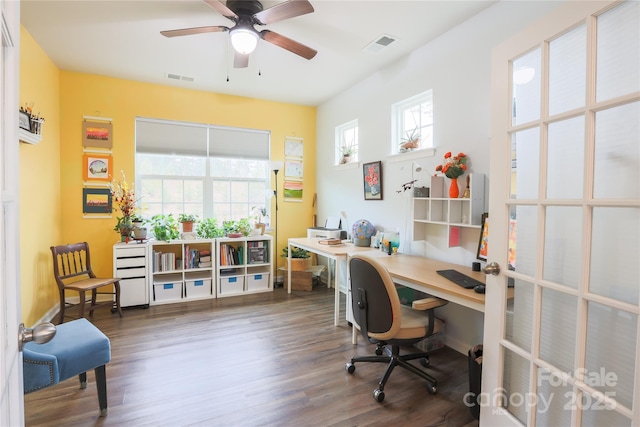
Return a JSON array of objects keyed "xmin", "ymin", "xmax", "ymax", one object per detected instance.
[
  {"xmin": 392, "ymin": 90, "xmax": 433, "ymax": 154},
  {"xmin": 335, "ymin": 119, "xmax": 358, "ymax": 164},
  {"xmin": 135, "ymin": 118, "xmax": 270, "ymax": 222}
]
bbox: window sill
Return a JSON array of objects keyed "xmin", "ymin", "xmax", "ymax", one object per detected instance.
[
  {"xmin": 334, "ymin": 161, "xmax": 359, "ymax": 170},
  {"xmin": 387, "ymin": 148, "xmax": 435, "ymax": 163}
]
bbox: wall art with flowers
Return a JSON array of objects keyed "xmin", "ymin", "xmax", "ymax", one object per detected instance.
[
  {"xmin": 363, "ymin": 161, "xmax": 383, "ymax": 200},
  {"xmin": 435, "ymin": 152, "xmax": 469, "ymax": 198}
]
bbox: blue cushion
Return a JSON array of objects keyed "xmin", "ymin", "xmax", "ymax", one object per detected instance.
[{"xmin": 23, "ymin": 318, "xmax": 110, "ymax": 392}]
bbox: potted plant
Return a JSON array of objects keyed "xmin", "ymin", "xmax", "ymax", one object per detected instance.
[
  {"xmin": 113, "ymin": 216, "xmax": 133, "ymax": 242},
  {"xmin": 223, "ymin": 218, "xmax": 253, "ymax": 237},
  {"xmin": 149, "ymin": 214, "xmax": 180, "ymax": 242},
  {"xmin": 399, "ymin": 128, "xmax": 420, "ymax": 152},
  {"xmin": 130, "ymin": 214, "xmax": 147, "ymax": 239},
  {"xmin": 178, "ymin": 213, "xmax": 199, "ymax": 233},
  {"xmin": 281, "ymin": 247, "xmax": 312, "ymax": 271},
  {"xmin": 251, "ymin": 206, "xmax": 268, "ymax": 235},
  {"xmin": 195, "ymin": 218, "xmax": 224, "ymax": 239},
  {"xmin": 340, "ymin": 144, "xmax": 356, "ymax": 164}
]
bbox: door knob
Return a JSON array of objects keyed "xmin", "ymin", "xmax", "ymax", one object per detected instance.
[
  {"xmin": 18, "ymin": 322, "xmax": 56, "ymax": 351},
  {"xmin": 483, "ymin": 262, "xmax": 500, "ymax": 276}
]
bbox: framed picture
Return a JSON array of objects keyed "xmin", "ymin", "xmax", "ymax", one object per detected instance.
[
  {"xmin": 19, "ymin": 111, "xmax": 30, "ymax": 131},
  {"xmin": 82, "ymin": 120, "xmax": 113, "ymax": 148},
  {"xmin": 363, "ymin": 161, "xmax": 382, "ymax": 200},
  {"xmin": 476, "ymin": 213, "xmax": 489, "ymax": 262},
  {"xmin": 82, "ymin": 188, "xmax": 112, "ymax": 214},
  {"xmin": 83, "ymin": 153, "xmax": 112, "ymax": 181},
  {"xmin": 284, "ymin": 138, "xmax": 303, "ymax": 158},
  {"xmin": 283, "ymin": 180, "xmax": 303, "ymax": 202},
  {"xmin": 284, "ymin": 159, "xmax": 303, "ymax": 179}
]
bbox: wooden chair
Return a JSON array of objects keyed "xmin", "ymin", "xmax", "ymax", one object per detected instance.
[{"xmin": 50, "ymin": 242, "xmax": 123, "ymax": 324}]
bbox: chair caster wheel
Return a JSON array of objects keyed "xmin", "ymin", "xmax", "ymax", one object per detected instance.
[
  {"xmin": 345, "ymin": 362, "xmax": 356, "ymax": 374},
  {"xmin": 420, "ymin": 357, "xmax": 430, "ymax": 367},
  {"xmin": 427, "ymin": 383, "xmax": 437, "ymax": 394},
  {"xmin": 375, "ymin": 345, "xmax": 384, "ymax": 356},
  {"xmin": 373, "ymin": 389, "xmax": 385, "ymax": 402}
]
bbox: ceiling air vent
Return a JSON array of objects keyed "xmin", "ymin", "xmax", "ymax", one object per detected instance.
[
  {"xmin": 363, "ymin": 34, "xmax": 397, "ymax": 54},
  {"xmin": 166, "ymin": 73, "xmax": 194, "ymax": 82}
]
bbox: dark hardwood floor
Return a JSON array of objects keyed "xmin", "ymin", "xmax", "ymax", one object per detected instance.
[{"xmin": 24, "ymin": 285, "xmax": 479, "ymax": 427}]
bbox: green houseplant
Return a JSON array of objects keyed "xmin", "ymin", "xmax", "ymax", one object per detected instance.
[
  {"xmin": 178, "ymin": 213, "xmax": 199, "ymax": 233},
  {"xmin": 195, "ymin": 218, "xmax": 224, "ymax": 239},
  {"xmin": 399, "ymin": 128, "xmax": 420, "ymax": 152},
  {"xmin": 281, "ymin": 247, "xmax": 312, "ymax": 271},
  {"xmin": 223, "ymin": 218, "xmax": 253, "ymax": 237},
  {"xmin": 149, "ymin": 214, "xmax": 180, "ymax": 241}
]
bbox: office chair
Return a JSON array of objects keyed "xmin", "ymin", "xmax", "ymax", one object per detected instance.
[
  {"xmin": 23, "ymin": 318, "xmax": 112, "ymax": 416},
  {"xmin": 345, "ymin": 254, "xmax": 447, "ymax": 402},
  {"xmin": 51, "ymin": 242, "xmax": 123, "ymax": 324}
]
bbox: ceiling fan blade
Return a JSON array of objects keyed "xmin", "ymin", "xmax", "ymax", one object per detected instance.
[
  {"xmin": 260, "ymin": 30, "xmax": 317, "ymax": 60},
  {"xmin": 202, "ymin": 0, "xmax": 238, "ymax": 20},
  {"xmin": 234, "ymin": 52, "xmax": 249, "ymax": 68},
  {"xmin": 253, "ymin": 0, "xmax": 314, "ymax": 25},
  {"xmin": 161, "ymin": 25, "xmax": 228, "ymax": 38}
]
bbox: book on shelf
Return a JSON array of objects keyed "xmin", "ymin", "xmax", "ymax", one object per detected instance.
[
  {"xmin": 198, "ymin": 261, "xmax": 212, "ymax": 268},
  {"xmin": 199, "ymin": 255, "xmax": 211, "ymax": 263}
]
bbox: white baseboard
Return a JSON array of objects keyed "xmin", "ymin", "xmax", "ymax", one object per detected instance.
[
  {"xmin": 445, "ymin": 334, "xmax": 473, "ymax": 356},
  {"xmin": 30, "ymin": 295, "xmax": 113, "ymax": 327}
]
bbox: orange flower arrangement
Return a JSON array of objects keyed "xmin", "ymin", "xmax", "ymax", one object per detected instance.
[{"xmin": 435, "ymin": 152, "xmax": 468, "ymax": 179}]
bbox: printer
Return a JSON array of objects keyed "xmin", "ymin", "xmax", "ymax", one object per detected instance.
[{"xmin": 307, "ymin": 216, "xmax": 345, "ymax": 240}]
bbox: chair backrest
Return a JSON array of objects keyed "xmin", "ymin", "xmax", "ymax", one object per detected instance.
[
  {"xmin": 349, "ymin": 254, "xmax": 403, "ymax": 342},
  {"xmin": 50, "ymin": 242, "xmax": 96, "ymax": 288}
]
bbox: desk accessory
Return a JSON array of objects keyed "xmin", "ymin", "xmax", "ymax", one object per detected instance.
[{"xmin": 436, "ymin": 269, "xmax": 484, "ymax": 289}]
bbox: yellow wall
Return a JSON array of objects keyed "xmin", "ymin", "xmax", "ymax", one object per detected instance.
[
  {"xmin": 20, "ymin": 28, "xmax": 316, "ymax": 326},
  {"xmin": 19, "ymin": 28, "xmax": 61, "ymax": 326}
]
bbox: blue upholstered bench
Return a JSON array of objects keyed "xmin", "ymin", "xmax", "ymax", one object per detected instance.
[{"xmin": 23, "ymin": 318, "xmax": 111, "ymax": 417}]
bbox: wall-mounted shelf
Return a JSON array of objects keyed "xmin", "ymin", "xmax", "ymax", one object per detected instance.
[
  {"xmin": 412, "ymin": 173, "xmax": 485, "ymax": 247},
  {"xmin": 19, "ymin": 128, "xmax": 42, "ymax": 145}
]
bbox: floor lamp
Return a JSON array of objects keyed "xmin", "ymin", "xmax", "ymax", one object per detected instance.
[{"xmin": 271, "ymin": 161, "xmax": 283, "ymax": 287}]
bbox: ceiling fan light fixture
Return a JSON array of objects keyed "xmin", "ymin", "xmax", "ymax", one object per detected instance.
[{"xmin": 230, "ymin": 27, "xmax": 259, "ymax": 54}]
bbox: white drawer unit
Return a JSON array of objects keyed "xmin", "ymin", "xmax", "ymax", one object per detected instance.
[{"xmin": 113, "ymin": 243, "xmax": 150, "ymax": 307}]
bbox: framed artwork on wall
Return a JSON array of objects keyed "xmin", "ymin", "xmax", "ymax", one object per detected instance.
[
  {"xmin": 82, "ymin": 188, "xmax": 112, "ymax": 214},
  {"xmin": 476, "ymin": 213, "xmax": 489, "ymax": 262},
  {"xmin": 83, "ymin": 153, "xmax": 112, "ymax": 181},
  {"xmin": 363, "ymin": 161, "xmax": 382, "ymax": 200},
  {"xmin": 82, "ymin": 120, "xmax": 113, "ymax": 148}
]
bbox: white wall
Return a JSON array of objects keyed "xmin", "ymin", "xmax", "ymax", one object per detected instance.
[{"xmin": 316, "ymin": 1, "xmax": 563, "ymax": 354}]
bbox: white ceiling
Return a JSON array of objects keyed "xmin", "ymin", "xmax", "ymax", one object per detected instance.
[{"xmin": 20, "ymin": 0, "xmax": 497, "ymax": 106}]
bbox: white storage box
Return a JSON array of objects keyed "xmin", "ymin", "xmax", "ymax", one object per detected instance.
[
  {"xmin": 246, "ymin": 273, "xmax": 270, "ymax": 291},
  {"xmin": 219, "ymin": 276, "xmax": 244, "ymax": 295},
  {"xmin": 185, "ymin": 278, "xmax": 212, "ymax": 298},
  {"xmin": 153, "ymin": 281, "xmax": 182, "ymax": 302}
]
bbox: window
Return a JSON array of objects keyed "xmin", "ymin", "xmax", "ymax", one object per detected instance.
[
  {"xmin": 335, "ymin": 119, "xmax": 358, "ymax": 164},
  {"xmin": 392, "ymin": 90, "xmax": 433, "ymax": 154},
  {"xmin": 135, "ymin": 118, "xmax": 270, "ymax": 222}
]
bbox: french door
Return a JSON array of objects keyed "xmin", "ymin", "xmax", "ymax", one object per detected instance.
[
  {"xmin": 482, "ymin": 1, "xmax": 639, "ymax": 426},
  {"xmin": 0, "ymin": 0, "xmax": 25, "ymax": 425}
]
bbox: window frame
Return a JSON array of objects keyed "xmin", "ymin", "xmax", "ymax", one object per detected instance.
[
  {"xmin": 391, "ymin": 90, "xmax": 434, "ymax": 155},
  {"xmin": 335, "ymin": 119, "xmax": 359, "ymax": 165}
]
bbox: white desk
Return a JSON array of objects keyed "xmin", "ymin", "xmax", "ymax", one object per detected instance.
[{"xmin": 287, "ymin": 238, "xmax": 377, "ymax": 325}]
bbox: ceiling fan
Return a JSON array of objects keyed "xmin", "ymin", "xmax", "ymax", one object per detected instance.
[{"xmin": 161, "ymin": 0, "xmax": 317, "ymax": 68}]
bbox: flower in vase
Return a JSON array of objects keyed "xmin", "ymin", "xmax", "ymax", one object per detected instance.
[{"xmin": 435, "ymin": 152, "xmax": 468, "ymax": 179}]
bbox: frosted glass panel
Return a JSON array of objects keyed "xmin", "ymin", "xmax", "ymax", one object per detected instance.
[
  {"xmin": 511, "ymin": 128, "xmax": 540, "ymax": 199},
  {"xmin": 590, "ymin": 207, "xmax": 640, "ymax": 305},
  {"xmin": 512, "ymin": 49, "xmax": 541, "ymax": 126},
  {"xmin": 596, "ymin": 1, "xmax": 640, "ymax": 102},
  {"xmin": 536, "ymin": 373, "xmax": 572, "ymax": 427},
  {"xmin": 586, "ymin": 302, "xmax": 637, "ymax": 409},
  {"xmin": 503, "ymin": 348, "xmax": 529, "ymax": 424},
  {"xmin": 510, "ymin": 205, "xmax": 538, "ymax": 277},
  {"xmin": 540, "ymin": 288, "xmax": 576, "ymax": 372},
  {"xmin": 543, "ymin": 206, "xmax": 582, "ymax": 289},
  {"xmin": 549, "ymin": 24, "xmax": 586, "ymax": 115},
  {"xmin": 593, "ymin": 102, "xmax": 640, "ymax": 199},
  {"xmin": 505, "ymin": 279, "xmax": 533, "ymax": 352},
  {"xmin": 547, "ymin": 117, "xmax": 585, "ymax": 199},
  {"xmin": 582, "ymin": 405, "xmax": 631, "ymax": 427}
]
